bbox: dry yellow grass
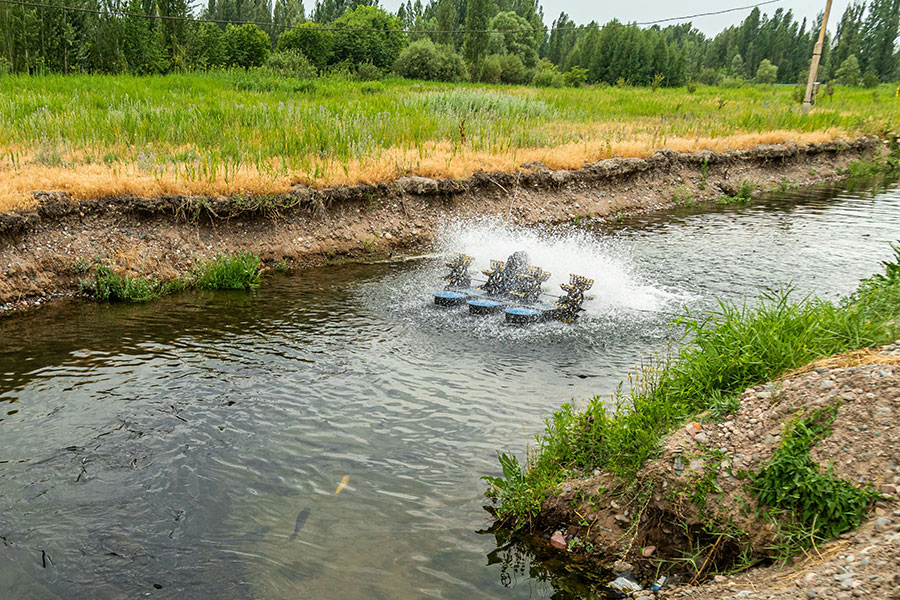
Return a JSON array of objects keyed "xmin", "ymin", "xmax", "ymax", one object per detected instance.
[
  {"xmin": 0, "ymin": 129, "xmax": 842, "ymax": 213},
  {"xmin": 780, "ymin": 348, "xmax": 900, "ymax": 379}
]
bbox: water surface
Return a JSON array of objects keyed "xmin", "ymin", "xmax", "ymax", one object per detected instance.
[{"xmin": 1, "ymin": 178, "xmax": 898, "ymax": 599}]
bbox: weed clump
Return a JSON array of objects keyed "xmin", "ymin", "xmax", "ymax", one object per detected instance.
[
  {"xmin": 194, "ymin": 251, "xmax": 264, "ymax": 290},
  {"xmin": 751, "ymin": 404, "xmax": 878, "ymax": 547},
  {"xmin": 80, "ymin": 251, "xmax": 266, "ymax": 303},
  {"xmin": 80, "ymin": 266, "xmax": 168, "ymax": 302}
]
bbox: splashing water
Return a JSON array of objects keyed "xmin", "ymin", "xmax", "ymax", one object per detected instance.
[{"xmin": 437, "ymin": 218, "xmax": 681, "ymax": 315}]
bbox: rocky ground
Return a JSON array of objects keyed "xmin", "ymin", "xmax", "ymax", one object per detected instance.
[
  {"xmin": 0, "ymin": 138, "xmax": 881, "ymax": 313},
  {"xmin": 535, "ymin": 345, "xmax": 900, "ymax": 599}
]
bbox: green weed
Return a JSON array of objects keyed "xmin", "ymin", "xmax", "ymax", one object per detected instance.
[
  {"xmin": 194, "ymin": 251, "xmax": 264, "ymax": 290},
  {"xmin": 750, "ymin": 404, "xmax": 878, "ymax": 555},
  {"xmin": 80, "ymin": 265, "xmax": 167, "ymax": 302}
]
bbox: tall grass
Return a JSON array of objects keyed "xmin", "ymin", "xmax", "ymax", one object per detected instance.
[
  {"xmin": 487, "ymin": 244, "xmax": 900, "ymax": 523},
  {"xmin": 1, "ymin": 72, "xmax": 898, "ymax": 210}
]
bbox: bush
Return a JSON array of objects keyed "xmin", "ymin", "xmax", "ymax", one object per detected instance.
[
  {"xmin": 720, "ymin": 76, "xmax": 744, "ymax": 88},
  {"xmin": 532, "ymin": 68, "xmax": 563, "ymax": 88},
  {"xmin": 686, "ymin": 80, "xmax": 697, "ymax": 93},
  {"xmin": 265, "ymin": 49, "xmax": 317, "ymax": 79},
  {"xmin": 562, "ymin": 66, "xmax": 587, "ymax": 87},
  {"xmin": 481, "ymin": 54, "xmax": 502, "ymax": 83},
  {"xmin": 359, "ymin": 81, "xmax": 384, "ymax": 94},
  {"xmin": 80, "ymin": 266, "xmax": 167, "ymax": 302},
  {"xmin": 696, "ymin": 67, "xmax": 722, "ymax": 86},
  {"xmin": 862, "ymin": 71, "xmax": 880, "ymax": 88},
  {"xmin": 393, "ymin": 38, "xmax": 468, "ymax": 82},
  {"xmin": 498, "ymin": 53, "xmax": 528, "ymax": 84},
  {"xmin": 756, "ymin": 58, "xmax": 778, "ymax": 84},
  {"xmin": 355, "ymin": 62, "xmax": 382, "ymax": 81},
  {"xmin": 188, "ymin": 22, "xmax": 226, "ymax": 69},
  {"xmin": 276, "ymin": 23, "xmax": 333, "ymax": 71},
  {"xmin": 834, "ymin": 55, "xmax": 861, "ymax": 86},
  {"xmin": 224, "ymin": 24, "xmax": 271, "ymax": 69}
]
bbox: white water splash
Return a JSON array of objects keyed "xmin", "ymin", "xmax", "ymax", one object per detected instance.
[{"xmin": 437, "ymin": 218, "xmax": 683, "ymax": 315}]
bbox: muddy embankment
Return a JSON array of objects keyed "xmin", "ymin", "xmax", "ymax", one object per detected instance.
[
  {"xmin": 0, "ymin": 137, "xmax": 883, "ymax": 312},
  {"xmin": 529, "ymin": 348, "xmax": 900, "ymax": 600}
]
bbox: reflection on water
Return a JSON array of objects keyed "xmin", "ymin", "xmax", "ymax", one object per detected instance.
[{"xmin": 1, "ymin": 176, "xmax": 899, "ymax": 599}]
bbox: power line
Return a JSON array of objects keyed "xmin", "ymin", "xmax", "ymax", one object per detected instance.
[{"xmin": 0, "ymin": 0, "xmax": 784, "ymax": 33}]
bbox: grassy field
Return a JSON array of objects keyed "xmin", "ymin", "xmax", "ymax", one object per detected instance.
[{"xmin": 1, "ymin": 71, "xmax": 899, "ymax": 211}]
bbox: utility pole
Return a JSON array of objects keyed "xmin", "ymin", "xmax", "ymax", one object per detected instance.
[{"xmin": 802, "ymin": 0, "xmax": 834, "ymax": 115}]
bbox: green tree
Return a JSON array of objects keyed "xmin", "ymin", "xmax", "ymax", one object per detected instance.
[
  {"xmin": 730, "ymin": 53, "xmax": 745, "ymax": 78},
  {"xmin": 834, "ymin": 54, "xmax": 862, "ymax": 85},
  {"xmin": 463, "ymin": 0, "xmax": 491, "ymax": 79},
  {"xmin": 277, "ymin": 22, "xmax": 333, "ymax": 70},
  {"xmin": 486, "ymin": 11, "xmax": 539, "ymax": 67},
  {"xmin": 756, "ymin": 58, "xmax": 778, "ymax": 83},
  {"xmin": 861, "ymin": 0, "xmax": 900, "ymax": 81},
  {"xmin": 188, "ymin": 22, "xmax": 227, "ymax": 69},
  {"xmin": 330, "ymin": 5, "xmax": 405, "ymax": 71},
  {"xmin": 224, "ymin": 24, "xmax": 271, "ymax": 68}
]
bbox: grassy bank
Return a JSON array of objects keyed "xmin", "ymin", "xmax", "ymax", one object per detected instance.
[
  {"xmin": 2, "ymin": 72, "xmax": 899, "ymax": 211},
  {"xmin": 79, "ymin": 251, "xmax": 265, "ymax": 302},
  {"xmin": 486, "ymin": 244, "xmax": 900, "ymax": 530}
]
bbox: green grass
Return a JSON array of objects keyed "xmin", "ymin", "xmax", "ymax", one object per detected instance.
[
  {"xmin": 486, "ymin": 243, "xmax": 900, "ymax": 526},
  {"xmin": 194, "ymin": 251, "xmax": 264, "ymax": 290},
  {"xmin": 2, "ymin": 71, "xmax": 900, "ymax": 210},
  {"xmin": 80, "ymin": 252, "xmax": 264, "ymax": 302}
]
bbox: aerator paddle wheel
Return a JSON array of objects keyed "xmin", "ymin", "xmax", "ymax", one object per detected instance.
[{"xmin": 431, "ymin": 251, "xmax": 593, "ymax": 324}]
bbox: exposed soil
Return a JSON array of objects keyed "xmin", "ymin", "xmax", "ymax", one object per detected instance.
[
  {"xmin": 0, "ymin": 137, "xmax": 883, "ymax": 313},
  {"xmin": 526, "ymin": 346, "xmax": 900, "ymax": 599}
]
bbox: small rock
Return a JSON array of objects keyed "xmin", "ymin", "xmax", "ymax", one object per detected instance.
[
  {"xmin": 732, "ymin": 591, "xmax": 752, "ymax": 599},
  {"xmin": 685, "ymin": 422, "xmax": 702, "ymax": 437},
  {"xmin": 714, "ymin": 575, "xmax": 727, "ymax": 583},
  {"xmin": 613, "ymin": 560, "xmax": 634, "ymax": 573},
  {"xmin": 695, "ymin": 432, "xmax": 709, "ymax": 444},
  {"xmin": 550, "ymin": 531, "xmax": 567, "ymax": 550},
  {"xmin": 874, "ymin": 517, "xmax": 892, "ymax": 532},
  {"xmin": 756, "ymin": 391, "xmax": 772, "ymax": 400},
  {"xmin": 642, "ymin": 545, "xmax": 657, "ymax": 557},
  {"xmin": 806, "ymin": 589, "xmax": 818, "ymax": 598},
  {"xmin": 818, "ymin": 380, "xmax": 836, "ymax": 391}
]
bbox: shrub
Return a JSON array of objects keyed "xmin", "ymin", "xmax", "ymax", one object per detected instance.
[
  {"xmin": 532, "ymin": 68, "xmax": 563, "ymax": 88},
  {"xmin": 563, "ymin": 66, "xmax": 587, "ymax": 87},
  {"xmin": 224, "ymin": 24, "xmax": 271, "ymax": 69},
  {"xmin": 355, "ymin": 62, "xmax": 382, "ymax": 81},
  {"xmin": 265, "ymin": 49, "xmax": 317, "ymax": 79},
  {"xmin": 686, "ymin": 80, "xmax": 697, "ymax": 93},
  {"xmin": 359, "ymin": 81, "xmax": 384, "ymax": 94},
  {"xmin": 862, "ymin": 71, "xmax": 880, "ymax": 88},
  {"xmin": 498, "ymin": 53, "xmax": 528, "ymax": 84},
  {"xmin": 756, "ymin": 59, "xmax": 778, "ymax": 84},
  {"xmin": 188, "ymin": 22, "xmax": 226, "ymax": 69},
  {"xmin": 834, "ymin": 55, "xmax": 861, "ymax": 86},
  {"xmin": 80, "ymin": 266, "xmax": 167, "ymax": 302},
  {"xmin": 481, "ymin": 54, "xmax": 502, "ymax": 83},
  {"xmin": 393, "ymin": 38, "xmax": 468, "ymax": 82}
]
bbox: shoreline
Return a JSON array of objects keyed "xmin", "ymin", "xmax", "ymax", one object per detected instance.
[{"xmin": 0, "ymin": 137, "xmax": 883, "ymax": 314}]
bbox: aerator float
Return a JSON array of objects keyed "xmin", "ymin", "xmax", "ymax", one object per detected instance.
[{"xmin": 432, "ymin": 252, "xmax": 594, "ymax": 324}]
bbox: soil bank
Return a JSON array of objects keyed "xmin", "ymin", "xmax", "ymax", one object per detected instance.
[
  {"xmin": 527, "ymin": 347, "xmax": 900, "ymax": 600},
  {"xmin": 0, "ymin": 137, "xmax": 883, "ymax": 313}
]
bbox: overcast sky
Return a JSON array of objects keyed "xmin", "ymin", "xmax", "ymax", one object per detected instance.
[{"xmin": 378, "ymin": 0, "xmax": 851, "ymax": 36}]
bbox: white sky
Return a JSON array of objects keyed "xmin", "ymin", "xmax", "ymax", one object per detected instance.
[{"xmin": 378, "ymin": 0, "xmax": 851, "ymax": 36}]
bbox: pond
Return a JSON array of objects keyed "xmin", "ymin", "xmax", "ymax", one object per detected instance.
[{"xmin": 1, "ymin": 177, "xmax": 898, "ymax": 599}]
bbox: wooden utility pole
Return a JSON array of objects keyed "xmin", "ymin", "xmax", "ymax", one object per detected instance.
[{"xmin": 802, "ymin": 0, "xmax": 834, "ymax": 114}]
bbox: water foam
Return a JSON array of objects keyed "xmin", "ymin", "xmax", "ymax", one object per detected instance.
[{"xmin": 437, "ymin": 218, "xmax": 680, "ymax": 315}]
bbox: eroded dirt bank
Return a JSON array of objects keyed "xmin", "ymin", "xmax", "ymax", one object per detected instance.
[
  {"xmin": 526, "ymin": 347, "xmax": 900, "ymax": 600},
  {"xmin": 0, "ymin": 137, "xmax": 882, "ymax": 312}
]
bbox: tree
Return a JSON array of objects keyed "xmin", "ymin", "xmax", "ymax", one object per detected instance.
[
  {"xmin": 330, "ymin": 5, "xmax": 405, "ymax": 71},
  {"xmin": 274, "ymin": 0, "xmax": 306, "ymax": 32},
  {"xmin": 463, "ymin": 0, "xmax": 491, "ymax": 79},
  {"xmin": 834, "ymin": 54, "xmax": 862, "ymax": 85},
  {"xmin": 756, "ymin": 58, "xmax": 778, "ymax": 83},
  {"xmin": 861, "ymin": 0, "xmax": 900, "ymax": 81},
  {"xmin": 730, "ymin": 53, "xmax": 745, "ymax": 78},
  {"xmin": 486, "ymin": 11, "xmax": 539, "ymax": 67},
  {"xmin": 277, "ymin": 22, "xmax": 333, "ymax": 70},
  {"xmin": 434, "ymin": 0, "xmax": 457, "ymax": 46},
  {"xmin": 393, "ymin": 37, "xmax": 467, "ymax": 81},
  {"xmin": 224, "ymin": 24, "xmax": 271, "ymax": 68},
  {"xmin": 188, "ymin": 22, "xmax": 227, "ymax": 69}
]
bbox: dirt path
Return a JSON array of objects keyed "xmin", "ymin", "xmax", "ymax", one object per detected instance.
[{"xmin": 0, "ymin": 137, "xmax": 881, "ymax": 313}]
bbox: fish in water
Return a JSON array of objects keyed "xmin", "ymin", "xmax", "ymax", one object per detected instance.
[{"xmin": 288, "ymin": 508, "xmax": 310, "ymax": 541}]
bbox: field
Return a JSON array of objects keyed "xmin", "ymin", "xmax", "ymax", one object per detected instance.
[{"xmin": 1, "ymin": 71, "xmax": 899, "ymax": 212}]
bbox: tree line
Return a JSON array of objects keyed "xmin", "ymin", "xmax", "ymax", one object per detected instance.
[{"xmin": 1, "ymin": 0, "xmax": 898, "ymax": 87}]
